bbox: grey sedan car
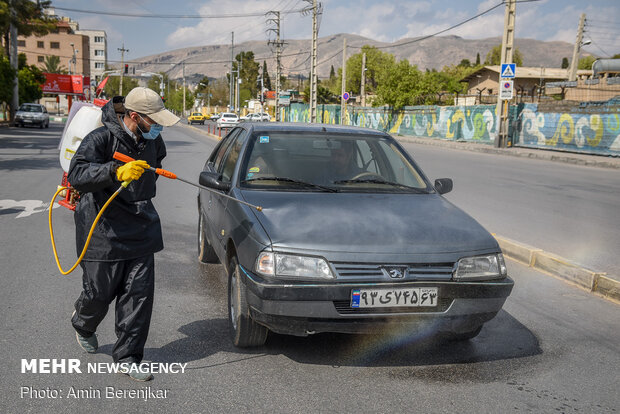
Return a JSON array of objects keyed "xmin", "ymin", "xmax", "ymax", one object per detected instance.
[
  {"xmin": 15, "ymin": 103, "xmax": 49, "ymax": 128},
  {"xmin": 197, "ymin": 123, "xmax": 513, "ymax": 347}
]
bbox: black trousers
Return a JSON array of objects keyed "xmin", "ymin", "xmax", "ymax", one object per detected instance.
[{"xmin": 71, "ymin": 254, "xmax": 155, "ymax": 363}]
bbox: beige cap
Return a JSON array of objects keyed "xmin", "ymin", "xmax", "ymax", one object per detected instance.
[{"xmin": 124, "ymin": 87, "xmax": 180, "ymax": 126}]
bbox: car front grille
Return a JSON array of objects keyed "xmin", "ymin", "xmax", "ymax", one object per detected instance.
[
  {"xmin": 333, "ymin": 298, "xmax": 453, "ymax": 314},
  {"xmin": 332, "ymin": 262, "xmax": 455, "ymax": 281}
]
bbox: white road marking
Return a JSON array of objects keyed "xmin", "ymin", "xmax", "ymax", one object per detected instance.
[{"xmin": 0, "ymin": 199, "xmax": 61, "ymax": 218}]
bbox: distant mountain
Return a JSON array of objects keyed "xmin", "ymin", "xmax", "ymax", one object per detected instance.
[{"xmin": 129, "ymin": 33, "xmax": 586, "ymax": 84}]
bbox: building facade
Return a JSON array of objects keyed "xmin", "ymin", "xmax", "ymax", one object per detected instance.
[
  {"xmin": 17, "ymin": 19, "xmax": 90, "ymax": 77},
  {"xmin": 75, "ymin": 29, "xmax": 107, "ymax": 83}
]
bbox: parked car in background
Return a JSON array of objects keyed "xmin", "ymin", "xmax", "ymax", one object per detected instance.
[
  {"xmin": 216, "ymin": 112, "xmax": 239, "ymax": 129},
  {"xmin": 187, "ymin": 112, "xmax": 206, "ymax": 125},
  {"xmin": 210, "ymin": 113, "xmax": 221, "ymax": 122},
  {"xmin": 15, "ymin": 103, "xmax": 49, "ymax": 128},
  {"xmin": 240, "ymin": 113, "xmax": 272, "ymax": 122},
  {"xmin": 197, "ymin": 122, "xmax": 514, "ymax": 347}
]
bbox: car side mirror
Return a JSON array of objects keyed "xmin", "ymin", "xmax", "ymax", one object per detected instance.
[
  {"xmin": 199, "ymin": 171, "xmax": 231, "ymax": 192},
  {"xmin": 434, "ymin": 178, "xmax": 453, "ymax": 195}
]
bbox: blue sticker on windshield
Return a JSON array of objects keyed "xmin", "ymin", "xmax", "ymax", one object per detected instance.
[
  {"xmin": 246, "ymin": 172, "xmax": 254, "ymax": 179},
  {"xmin": 259, "ymin": 136, "xmax": 270, "ymax": 143}
]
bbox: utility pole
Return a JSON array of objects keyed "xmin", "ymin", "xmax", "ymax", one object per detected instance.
[
  {"xmin": 229, "ymin": 32, "xmax": 234, "ymax": 112},
  {"xmin": 568, "ymin": 13, "xmax": 586, "ymax": 82},
  {"xmin": 494, "ymin": 0, "xmax": 516, "ymax": 148},
  {"xmin": 304, "ymin": 0, "xmax": 319, "ymax": 123},
  {"xmin": 118, "ymin": 43, "xmax": 129, "ymax": 95},
  {"xmin": 360, "ymin": 52, "xmax": 367, "ymax": 107},
  {"xmin": 267, "ymin": 11, "xmax": 284, "ymax": 121},
  {"xmin": 182, "ymin": 61, "xmax": 186, "ymax": 118},
  {"xmin": 9, "ymin": 15, "xmax": 18, "ymax": 125},
  {"xmin": 340, "ymin": 37, "xmax": 346, "ymax": 125}
]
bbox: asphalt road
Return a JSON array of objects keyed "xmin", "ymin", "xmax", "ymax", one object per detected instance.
[
  {"xmin": 0, "ymin": 123, "xmax": 618, "ymax": 413},
  {"xmin": 400, "ymin": 140, "xmax": 620, "ymax": 278}
]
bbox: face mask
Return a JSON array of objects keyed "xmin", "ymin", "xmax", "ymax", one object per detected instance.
[{"xmin": 137, "ymin": 115, "xmax": 163, "ymax": 140}]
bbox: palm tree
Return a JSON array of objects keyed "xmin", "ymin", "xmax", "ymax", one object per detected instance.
[{"xmin": 41, "ymin": 55, "xmax": 66, "ymax": 73}]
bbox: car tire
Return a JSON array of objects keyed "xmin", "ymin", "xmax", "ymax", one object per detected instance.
[
  {"xmin": 198, "ymin": 213, "xmax": 219, "ymax": 264},
  {"xmin": 39, "ymin": 123, "xmax": 44, "ymax": 129},
  {"xmin": 228, "ymin": 256, "xmax": 268, "ymax": 347},
  {"xmin": 45, "ymin": 121, "xmax": 49, "ymax": 128},
  {"xmin": 444, "ymin": 326, "xmax": 483, "ymax": 341}
]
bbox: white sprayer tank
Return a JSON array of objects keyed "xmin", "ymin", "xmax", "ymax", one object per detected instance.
[{"xmin": 59, "ymin": 105, "xmax": 103, "ymax": 172}]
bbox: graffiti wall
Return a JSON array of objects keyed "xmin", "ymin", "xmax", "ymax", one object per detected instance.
[
  {"xmin": 281, "ymin": 102, "xmax": 620, "ymax": 156},
  {"xmin": 515, "ymin": 103, "xmax": 620, "ymax": 155},
  {"xmin": 282, "ymin": 104, "xmax": 499, "ymax": 142}
]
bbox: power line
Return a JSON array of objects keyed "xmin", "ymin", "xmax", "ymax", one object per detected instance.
[{"xmin": 52, "ymin": 6, "xmax": 306, "ymax": 19}]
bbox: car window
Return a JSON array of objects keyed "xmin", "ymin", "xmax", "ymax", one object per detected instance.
[
  {"xmin": 209, "ymin": 128, "xmax": 241, "ymax": 171},
  {"xmin": 239, "ymin": 132, "xmax": 429, "ymax": 192},
  {"xmin": 219, "ymin": 130, "xmax": 247, "ymax": 183}
]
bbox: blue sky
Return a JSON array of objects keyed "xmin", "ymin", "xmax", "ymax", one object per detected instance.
[{"xmin": 51, "ymin": 0, "xmax": 619, "ymax": 63}]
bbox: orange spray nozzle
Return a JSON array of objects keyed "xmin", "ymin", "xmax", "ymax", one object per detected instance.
[{"xmin": 113, "ymin": 151, "xmax": 176, "ymax": 179}]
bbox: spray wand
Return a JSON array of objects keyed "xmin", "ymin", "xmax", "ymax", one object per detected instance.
[{"xmin": 113, "ymin": 152, "xmax": 262, "ymax": 212}]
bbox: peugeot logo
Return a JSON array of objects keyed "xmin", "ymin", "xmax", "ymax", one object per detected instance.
[{"xmin": 384, "ymin": 267, "xmax": 407, "ymax": 279}]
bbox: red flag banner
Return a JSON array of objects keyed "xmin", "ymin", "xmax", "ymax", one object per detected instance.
[{"xmin": 95, "ymin": 76, "xmax": 109, "ymax": 97}]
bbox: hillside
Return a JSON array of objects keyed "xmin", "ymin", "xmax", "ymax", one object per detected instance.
[{"xmin": 129, "ymin": 33, "xmax": 583, "ymax": 83}]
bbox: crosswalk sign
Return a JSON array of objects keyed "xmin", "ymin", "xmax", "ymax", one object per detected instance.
[{"xmin": 501, "ymin": 63, "xmax": 516, "ymax": 79}]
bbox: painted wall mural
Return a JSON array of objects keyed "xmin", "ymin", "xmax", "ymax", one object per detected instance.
[
  {"xmin": 281, "ymin": 102, "xmax": 620, "ymax": 156},
  {"xmin": 516, "ymin": 103, "xmax": 620, "ymax": 155}
]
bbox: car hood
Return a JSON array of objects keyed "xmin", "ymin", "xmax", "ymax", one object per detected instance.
[{"xmin": 240, "ymin": 191, "xmax": 498, "ymax": 255}]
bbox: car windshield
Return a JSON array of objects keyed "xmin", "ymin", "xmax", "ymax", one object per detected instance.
[
  {"xmin": 19, "ymin": 105, "xmax": 42, "ymax": 112},
  {"xmin": 223, "ymin": 114, "xmax": 236, "ymax": 119},
  {"xmin": 239, "ymin": 132, "xmax": 430, "ymax": 193},
  {"xmin": 192, "ymin": 112, "xmax": 201, "ymax": 116}
]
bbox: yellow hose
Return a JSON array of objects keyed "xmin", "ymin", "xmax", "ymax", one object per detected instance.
[{"xmin": 49, "ymin": 180, "xmax": 131, "ymax": 275}]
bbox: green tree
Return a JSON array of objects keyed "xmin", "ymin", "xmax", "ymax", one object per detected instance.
[
  {"xmin": 329, "ymin": 65, "xmax": 335, "ymax": 80},
  {"xmin": 103, "ymin": 75, "xmax": 139, "ymax": 98},
  {"xmin": 561, "ymin": 57, "xmax": 569, "ymax": 69},
  {"xmin": 0, "ymin": 0, "xmax": 56, "ymax": 57},
  {"xmin": 458, "ymin": 58, "xmax": 472, "ymax": 68},
  {"xmin": 209, "ymin": 78, "xmax": 229, "ymax": 107},
  {"xmin": 0, "ymin": 53, "xmax": 15, "ymax": 104},
  {"xmin": 578, "ymin": 55, "xmax": 597, "ymax": 70},
  {"xmin": 146, "ymin": 72, "xmax": 170, "ymax": 97},
  {"xmin": 336, "ymin": 45, "xmax": 396, "ymax": 96},
  {"xmin": 262, "ymin": 61, "xmax": 271, "ymax": 90},
  {"xmin": 231, "ymin": 51, "xmax": 259, "ymax": 97},
  {"xmin": 476, "ymin": 52, "xmax": 481, "ymax": 66},
  {"xmin": 18, "ymin": 64, "xmax": 44, "ymax": 104},
  {"xmin": 303, "ymin": 79, "xmax": 338, "ymax": 104},
  {"xmin": 484, "ymin": 44, "xmax": 524, "ymax": 66},
  {"xmin": 375, "ymin": 59, "xmax": 423, "ymax": 108},
  {"xmin": 41, "ymin": 55, "xmax": 67, "ymax": 73}
]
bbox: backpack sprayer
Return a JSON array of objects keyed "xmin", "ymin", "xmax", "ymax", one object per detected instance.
[{"xmin": 49, "ymin": 104, "xmax": 261, "ymax": 275}]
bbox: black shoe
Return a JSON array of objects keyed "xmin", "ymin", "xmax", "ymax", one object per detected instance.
[
  {"xmin": 73, "ymin": 311, "xmax": 98, "ymax": 353},
  {"xmin": 119, "ymin": 363, "xmax": 154, "ymax": 382}
]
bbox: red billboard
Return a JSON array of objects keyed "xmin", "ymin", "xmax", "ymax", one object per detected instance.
[{"xmin": 42, "ymin": 73, "xmax": 91, "ymax": 97}]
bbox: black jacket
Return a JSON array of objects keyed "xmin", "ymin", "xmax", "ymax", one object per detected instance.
[{"xmin": 67, "ymin": 97, "xmax": 167, "ymax": 261}]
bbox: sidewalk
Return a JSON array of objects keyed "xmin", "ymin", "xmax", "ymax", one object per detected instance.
[{"xmin": 396, "ymin": 135, "xmax": 620, "ymax": 170}]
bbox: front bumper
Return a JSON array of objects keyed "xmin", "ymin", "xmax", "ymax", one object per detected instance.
[{"xmin": 239, "ymin": 265, "xmax": 514, "ymax": 336}]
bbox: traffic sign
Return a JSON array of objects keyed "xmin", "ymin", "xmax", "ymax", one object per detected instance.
[
  {"xmin": 500, "ymin": 80, "xmax": 514, "ymax": 100},
  {"xmin": 342, "ymin": 92, "xmax": 350, "ymax": 101},
  {"xmin": 500, "ymin": 63, "xmax": 516, "ymax": 79}
]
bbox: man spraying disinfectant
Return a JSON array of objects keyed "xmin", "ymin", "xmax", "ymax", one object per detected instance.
[{"xmin": 67, "ymin": 87, "xmax": 179, "ymax": 382}]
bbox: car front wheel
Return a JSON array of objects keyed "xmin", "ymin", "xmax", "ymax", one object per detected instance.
[
  {"xmin": 228, "ymin": 256, "xmax": 268, "ymax": 347},
  {"xmin": 443, "ymin": 326, "xmax": 483, "ymax": 342}
]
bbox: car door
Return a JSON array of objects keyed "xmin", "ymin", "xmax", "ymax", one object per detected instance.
[
  {"xmin": 200, "ymin": 129, "xmax": 240, "ymax": 252},
  {"xmin": 211, "ymin": 128, "xmax": 248, "ymax": 251}
]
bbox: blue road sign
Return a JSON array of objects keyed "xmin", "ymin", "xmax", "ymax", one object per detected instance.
[
  {"xmin": 501, "ymin": 63, "xmax": 516, "ymax": 78},
  {"xmin": 342, "ymin": 92, "xmax": 350, "ymax": 101}
]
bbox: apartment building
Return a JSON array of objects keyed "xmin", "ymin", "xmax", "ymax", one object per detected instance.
[
  {"xmin": 75, "ymin": 29, "xmax": 107, "ymax": 82},
  {"xmin": 17, "ymin": 19, "xmax": 90, "ymax": 77}
]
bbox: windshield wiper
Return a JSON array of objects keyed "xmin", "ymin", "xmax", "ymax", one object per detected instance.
[
  {"xmin": 333, "ymin": 178, "xmax": 429, "ymax": 193},
  {"xmin": 242, "ymin": 176, "xmax": 338, "ymax": 192}
]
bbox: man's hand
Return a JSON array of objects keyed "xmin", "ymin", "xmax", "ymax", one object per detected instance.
[{"xmin": 116, "ymin": 160, "xmax": 150, "ymax": 182}]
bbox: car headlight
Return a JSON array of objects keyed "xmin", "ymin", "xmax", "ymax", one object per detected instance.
[
  {"xmin": 453, "ymin": 253, "xmax": 507, "ymax": 281},
  {"xmin": 256, "ymin": 252, "xmax": 334, "ymax": 279}
]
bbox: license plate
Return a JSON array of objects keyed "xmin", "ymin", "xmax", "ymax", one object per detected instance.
[
  {"xmin": 351, "ymin": 287, "xmax": 438, "ymax": 308},
  {"xmin": 24, "ymin": 119, "xmax": 32, "ymax": 123}
]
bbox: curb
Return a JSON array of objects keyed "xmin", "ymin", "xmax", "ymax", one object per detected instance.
[
  {"xmin": 179, "ymin": 122, "xmax": 221, "ymax": 140},
  {"xmin": 395, "ymin": 136, "xmax": 620, "ymax": 170},
  {"xmin": 495, "ymin": 235, "xmax": 619, "ymax": 303}
]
